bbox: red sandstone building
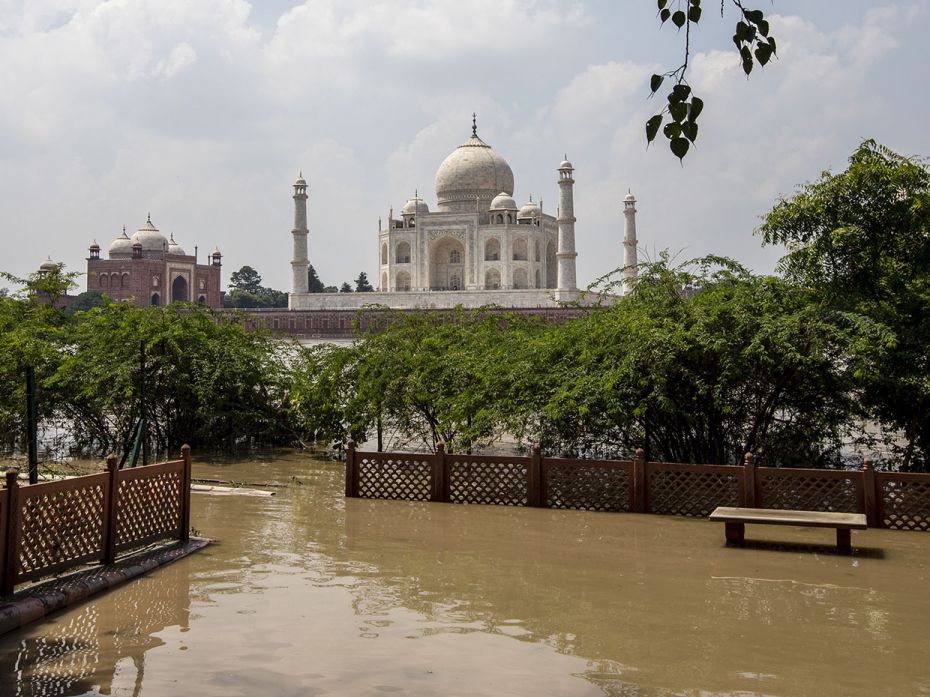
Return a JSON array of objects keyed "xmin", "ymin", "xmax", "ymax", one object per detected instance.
[{"xmin": 87, "ymin": 215, "xmax": 223, "ymax": 307}]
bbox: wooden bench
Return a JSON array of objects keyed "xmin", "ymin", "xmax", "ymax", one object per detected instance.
[{"xmin": 709, "ymin": 506, "xmax": 868, "ymax": 554}]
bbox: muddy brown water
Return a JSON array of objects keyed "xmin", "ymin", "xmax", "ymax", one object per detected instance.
[{"xmin": 1, "ymin": 452, "xmax": 928, "ymax": 696}]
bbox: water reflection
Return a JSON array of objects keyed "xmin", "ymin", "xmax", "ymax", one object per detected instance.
[
  {"xmin": 2, "ymin": 560, "xmax": 191, "ymax": 696},
  {"xmin": 1, "ymin": 452, "xmax": 928, "ymax": 696}
]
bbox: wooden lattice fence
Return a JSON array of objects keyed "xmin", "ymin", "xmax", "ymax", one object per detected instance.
[
  {"xmin": 345, "ymin": 442, "xmax": 930, "ymax": 532},
  {"xmin": 1, "ymin": 447, "xmax": 192, "ymax": 596}
]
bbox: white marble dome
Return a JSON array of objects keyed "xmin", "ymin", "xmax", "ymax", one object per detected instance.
[
  {"xmin": 435, "ymin": 133, "xmax": 514, "ymax": 212},
  {"xmin": 490, "ymin": 191, "xmax": 518, "ymax": 210},
  {"xmin": 518, "ymin": 199, "xmax": 541, "ymax": 219},
  {"xmin": 130, "ymin": 215, "xmax": 169, "ymax": 253},
  {"xmin": 108, "ymin": 229, "xmax": 133, "ymax": 258},
  {"xmin": 401, "ymin": 197, "xmax": 430, "ymax": 215},
  {"xmin": 38, "ymin": 256, "xmax": 57, "ymax": 272},
  {"xmin": 167, "ymin": 233, "xmax": 186, "ymax": 256}
]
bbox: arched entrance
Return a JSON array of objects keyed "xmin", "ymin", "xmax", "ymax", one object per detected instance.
[
  {"xmin": 485, "ymin": 268, "xmax": 501, "ymax": 289},
  {"xmin": 171, "ymin": 275, "xmax": 189, "ymax": 303},
  {"xmin": 429, "ymin": 237, "xmax": 465, "ymax": 290},
  {"xmin": 151, "ymin": 293, "xmax": 160, "ymax": 306}
]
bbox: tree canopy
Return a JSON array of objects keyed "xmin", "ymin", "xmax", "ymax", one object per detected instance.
[
  {"xmin": 761, "ymin": 140, "xmax": 930, "ymax": 469},
  {"xmin": 225, "ymin": 265, "xmax": 288, "ymax": 308}
]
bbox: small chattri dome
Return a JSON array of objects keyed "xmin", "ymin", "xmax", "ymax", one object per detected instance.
[
  {"xmin": 401, "ymin": 197, "xmax": 430, "ymax": 215},
  {"xmin": 559, "ymin": 157, "xmax": 573, "ymax": 170},
  {"xmin": 490, "ymin": 192, "xmax": 518, "ymax": 210},
  {"xmin": 624, "ymin": 191, "xmax": 636, "ymax": 202},
  {"xmin": 130, "ymin": 214, "xmax": 169, "ymax": 253},
  {"xmin": 38, "ymin": 256, "xmax": 57, "ymax": 272},
  {"xmin": 167, "ymin": 233, "xmax": 186, "ymax": 256},
  {"xmin": 518, "ymin": 198, "xmax": 541, "ymax": 219},
  {"xmin": 89, "ymin": 240, "xmax": 100, "ymax": 251},
  {"xmin": 295, "ymin": 172, "xmax": 307, "ymax": 186}
]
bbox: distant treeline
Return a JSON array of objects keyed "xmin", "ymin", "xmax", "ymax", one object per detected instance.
[{"xmin": 1, "ymin": 141, "xmax": 926, "ymax": 470}]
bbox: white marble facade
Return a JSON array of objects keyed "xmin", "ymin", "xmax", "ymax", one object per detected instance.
[{"xmin": 289, "ymin": 119, "xmax": 633, "ymax": 310}]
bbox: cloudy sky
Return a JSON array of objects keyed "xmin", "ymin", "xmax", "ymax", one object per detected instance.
[{"xmin": 1, "ymin": 0, "xmax": 927, "ymax": 293}]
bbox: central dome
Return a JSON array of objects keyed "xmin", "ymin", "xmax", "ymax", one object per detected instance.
[
  {"xmin": 435, "ymin": 132, "xmax": 514, "ymax": 213},
  {"xmin": 130, "ymin": 215, "xmax": 168, "ymax": 253}
]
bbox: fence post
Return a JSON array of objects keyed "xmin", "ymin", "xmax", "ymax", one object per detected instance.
[
  {"xmin": 862, "ymin": 457, "xmax": 878, "ymax": 527},
  {"xmin": 180, "ymin": 445, "xmax": 192, "ymax": 541},
  {"xmin": 431, "ymin": 442, "xmax": 446, "ymax": 503},
  {"xmin": 344, "ymin": 440, "xmax": 358, "ymax": 498},
  {"xmin": 743, "ymin": 453, "xmax": 757, "ymax": 508},
  {"xmin": 527, "ymin": 444, "xmax": 542, "ymax": 507},
  {"xmin": 2, "ymin": 469, "xmax": 20, "ymax": 597},
  {"xmin": 633, "ymin": 448, "xmax": 646, "ymax": 513},
  {"xmin": 103, "ymin": 454, "xmax": 119, "ymax": 564}
]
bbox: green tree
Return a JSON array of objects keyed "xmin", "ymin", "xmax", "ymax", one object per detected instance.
[
  {"xmin": 64, "ymin": 290, "xmax": 107, "ymax": 316},
  {"xmin": 308, "ymin": 264, "xmax": 326, "ymax": 293},
  {"xmin": 339, "ymin": 282, "xmax": 353, "ymax": 293},
  {"xmin": 228, "ymin": 265, "xmax": 263, "ymax": 294},
  {"xmin": 760, "ymin": 140, "xmax": 930, "ymax": 470},
  {"xmin": 355, "ymin": 272, "xmax": 374, "ymax": 293}
]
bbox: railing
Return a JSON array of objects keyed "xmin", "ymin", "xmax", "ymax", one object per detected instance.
[
  {"xmin": 1, "ymin": 446, "xmax": 192, "ymax": 595},
  {"xmin": 345, "ymin": 442, "xmax": 930, "ymax": 531}
]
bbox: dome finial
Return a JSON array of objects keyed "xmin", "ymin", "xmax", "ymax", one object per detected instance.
[
  {"xmin": 146, "ymin": 212, "xmax": 151, "ymax": 224},
  {"xmin": 472, "ymin": 112, "xmax": 477, "ymax": 138}
]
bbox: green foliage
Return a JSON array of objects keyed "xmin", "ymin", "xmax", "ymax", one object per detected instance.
[
  {"xmin": 308, "ymin": 264, "xmax": 326, "ymax": 293},
  {"xmin": 355, "ymin": 272, "xmax": 374, "ymax": 293},
  {"xmin": 224, "ymin": 288, "xmax": 288, "ymax": 308},
  {"xmin": 225, "ymin": 265, "xmax": 288, "ymax": 307},
  {"xmin": 648, "ymin": 0, "xmax": 775, "ymax": 161},
  {"xmin": 64, "ymin": 290, "xmax": 107, "ymax": 316},
  {"xmin": 228, "ymin": 265, "xmax": 263, "ymax": 294},
  {"xmin": 0, "ymin": 267, "xmax": 299, "ymax": 458},
  {"xmin": 289, "ymin": 279, "xmax": 877, "ymax": 466},
  {"xmin": 761, "ymin": 140, "xmax": 930, "ymax": 470},
  {"xmin": 339, "ymin": 282, "xmax": 353, "ymax": 293}
]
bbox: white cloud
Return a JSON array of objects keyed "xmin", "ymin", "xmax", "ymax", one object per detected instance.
[{"xmin": 0, "ymin": 1, "xmax": 925, "ymax": 293}]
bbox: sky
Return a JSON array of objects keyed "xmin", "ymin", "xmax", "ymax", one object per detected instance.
[{"xmin": 1, "ymin": 0, "xmax": 927, "ymax": 293}]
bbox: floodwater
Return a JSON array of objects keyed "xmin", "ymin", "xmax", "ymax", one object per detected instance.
[{"xmin": 1, "ymin": 453, "xmax": 928, "ymax": 697}]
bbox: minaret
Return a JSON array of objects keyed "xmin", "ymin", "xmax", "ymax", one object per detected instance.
[
  {"xmin": 556, "ymin": 156, "xmax": 578, "ymax": 293},
  {"xmin": 623, "ymin": 191, "xmax": 638, "ymax": 293},
  {"xmin": 291, "ymin": 173, "xmax": 309, "ymax": 298}
]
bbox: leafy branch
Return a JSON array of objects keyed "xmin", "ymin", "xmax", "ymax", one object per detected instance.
[{"xmin": 647, "ymin": 0, "xmax": 777, "ymax": 161}]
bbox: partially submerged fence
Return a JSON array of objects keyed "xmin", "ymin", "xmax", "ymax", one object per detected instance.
[
  {"xmin": 344, "ymin": 442, "xmax": 930, "ymax": 532},
  {"xmin": 1, "ymin": 446, "xmax": 192, "ymax": 595}
]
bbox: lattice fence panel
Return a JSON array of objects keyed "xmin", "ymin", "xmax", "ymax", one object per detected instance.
[
  {"xmin": 19, "ymin": 483, "xmax": 106, "ymax": 577},
  {"xmin": 546, "ymin": 464, "xmax": 631, "ymax": 512},
  {"xmin": 449, "ymin": 459, "xmax": 527, "ymax": 506},
  {"xmin": 649, "ymin": 468, "xmax": 741, "ymax": 517},
  {"xmin": 358, "ymin": 456, "xmax": 431, "ymax": 501},
  {"xmin": 116, "ymin": 470, "xmax": 182, "ymax": 550},
  {"xmin": 758, "ymin": 473, "xmax": 860, "ymax": 513},
  {"xmin": 880, "ymin": 478, "xmax": 930, "ymax": 531}
]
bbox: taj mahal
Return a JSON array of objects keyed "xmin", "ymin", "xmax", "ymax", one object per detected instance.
[{"xmin": 288, "ymin": 118, "xmax": 640, "ymax": 310}]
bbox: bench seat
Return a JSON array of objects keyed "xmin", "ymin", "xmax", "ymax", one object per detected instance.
[{"xmin": 709, "ymin": 506, "xmax": 867, "ymax": 553}]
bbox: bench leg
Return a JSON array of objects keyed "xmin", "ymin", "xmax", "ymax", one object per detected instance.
[
  {"xmin": 836, "ymin": 528, "xmax": 852, "ymax": 554},
  {"xmin": 725, "ymin": 522, "xmax": 745, "ymax": 546}
]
